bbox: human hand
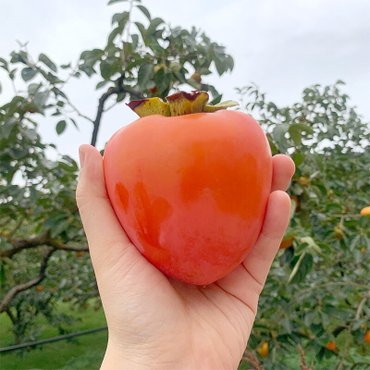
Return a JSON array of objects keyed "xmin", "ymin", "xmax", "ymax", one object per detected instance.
[{"xmin": 76, "ymin": 144, "xmax": 295, "ymax": 370}]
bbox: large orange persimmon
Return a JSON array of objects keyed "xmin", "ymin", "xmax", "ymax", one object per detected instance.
[{"xmin": 103, "ymin": 92, "xmax": 272, "ymax": 285}]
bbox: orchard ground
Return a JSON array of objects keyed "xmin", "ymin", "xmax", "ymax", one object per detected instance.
[{"xmin": 0, "ymin": 304, "xmax": 340, "ymax": 370}]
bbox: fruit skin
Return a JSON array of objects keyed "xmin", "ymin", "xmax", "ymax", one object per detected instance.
[
  {"xmin": 103, "ymin": 110, "xmax": 272, "ymax": 285},
  {"xmin": 326, "ymin": 341, "xmax": 336, "ymax": 351},
  {"xmin": 256, "ymin": 341, "xmax": 269, "ymax": 357},
  {"xmin": 365, "ymin": 330, "xmax": 370, "ymax": 344},
  {"xmin": 35, "ymin": 285, "xmax": 44, "ymax": 293},
  {"xmin": 297, "ymin": 176, "xmax": 310, "ymax": 186},
  {"xmin": 360, "ymin": 206, "xmax": 370, "ymax": 216}
]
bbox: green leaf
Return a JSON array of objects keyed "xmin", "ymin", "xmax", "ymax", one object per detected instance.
[
  {"xmin": 100, "ymin": 61, "xmax": 111, "ymax": 80},
  {"xmin": 300, "ymin": 236, "xmax": 322, "ymax": 254},
  {"xmin": 137, "ymin": 63, "xmax": 153, "ymax": 88},
  {"xmin": 9, "ymin": 68, "xmax": 17, "ymax": 80},
  {"xmin": 336, "ymin": 329, "xmax": 354, "ymax": 352},
  {"xmin": 10, "ymin": 50, "xmax": 28, "ymax": 64},
  {"xmin": 131, "ymin": 34, "xmax": 139, "ymax": 49},
  {"xmin": 112, "ymin": 11, "xmax": 130, "ymax": 30},
  {"xmin": 288, "ymin": 123, "xmax": 314, "ymax": 145},
  {"xmin": 23, "ymin": 128, "xmax": 38, "ymax": 142},
  {"xmin": 172, "ymin": 70, "xmax": 187, "ymax": 85},
  {"xmin": 207, "ymin": 85, "xmax": 220, "ymax": 100},
  {"xmin": 33, "ymin": 91, "xmax": 50, "ymax": 109},
  {"xmin": 79, "ymin": 65, "xmax": 96, "ymax": 77},
  {"xmin": 100, "ymin": 60, "xmax": 120, "ymax": 80},
  {"xmin": 135, "ymin": 22, "xmax": 147, "ymax": 41},
  {"xmin": 349, "ymin": 235, "xmax": 361, "ymax": 251},
  {"xmin": 69, "ymin": 118, "xmax": 78, "ymax": 129},
  {"xmin": 289, "ymin": 253, "xmax": 313, "ymax": 284},
  {"xmin": 146, "ymin": 37, "xmax": 164, "ymax": 53},
  {"xmin": 0, "ymin": 57, "xmax": 8, "ymax": 68},
  {"xmin": 56, "ymin": 120, "xmax": 67, "ymax": 135},
  {"xmin": 272, "ymin": 123, "xmax": 289, "ymax": 147},
  {"xmin": 147, "ymin": 17, "xmax": 164, "ymax": 35},
  {"xmin": 52, "ymin": 87, "xmax": 67, "ymax": 99},
  {"xmin": 44, "ymin": 72, "xmax": 63, "ymax": 84},
  {"xmin": 39, "ymin": 53, "xmax": 57, "ymax": 72},
  {"xmin": 116, "ymin": 92, "xmax": 126, "ymax": 102},
  {"xmin": 61, "ymin": 63, "xmax": 71, "ymax": 69},
  {"xmin": 209, "ymin": 95, "xmax": 223, "ymax": 105},
  {"xmin": 1, "ymin": 118, "xmax": 17, "ymax": 138},
  {"xmin": 122, "ymin": 42, "xmax": 133, "ymax": 58},
  {"xmin": 96, "ymin": 80, "xmax": 109, "ymax": 89},
  {"xmin": 28, "ymin": 82, "xmax": 42, "ymax": 94},
  {"xmin": 21, "ymin": 67, "xmax": 37, "ymax": 82},
  {"xmin": 0, "ymin": 82, "xmax": 2, "ymax": 94},
  {"xmin": 80, "ymin": 49, "xmax": 104, "ymax": 67},
  {"xmin": 213, "ymin": 56, "xmax": 225, "ymax": 75},
  {"xmin": 108, "ymin": 27, "xmax": 121, "ymax": 44},
  {"xmin": 136, "ymin": 5, "xmax": 151, "ymax": 20},
  {"xmin": 292, "ymin": 152, "xmax": 305, "ymax": 167},
  {"xmin": 50, "ymin": 219, "xmax": 70, "ymax": 237}
]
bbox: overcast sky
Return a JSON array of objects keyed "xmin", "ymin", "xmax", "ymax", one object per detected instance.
[{"xmin": 1, "ymin": 0, "xmax": 369, "ymax": 158}]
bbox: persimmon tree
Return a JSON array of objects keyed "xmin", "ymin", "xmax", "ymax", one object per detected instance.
[
  {"xmin": 238, "ymin": 81, "xmax": 370, "ymax": 369},
  {"xmin": 0, "ymin": 0, "xmax": 233, "ymax": 343}
]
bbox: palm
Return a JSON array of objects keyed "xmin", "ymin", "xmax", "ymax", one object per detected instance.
[
  {"xmin": 98, "ymin": 244, "xmax": 258, "ymax": 369},
  {"xmin": 77, "ymin": 144, "xmax": 294, "ymax": 369}
]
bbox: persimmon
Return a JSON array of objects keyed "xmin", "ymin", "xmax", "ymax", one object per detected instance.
[
  {"xmin": 360, "ymin": 206, "xmax": 370, "ymax": 217},
  {"xmin": 35, "ymin": 285, "xmax": 44, "ymax": 293},
  {"xmin": 326, "ymin": 341, "xmax": 336, "ymax": 351},
  {"xmin": 364, "ymin": 330, "xmax": 370, "ymax": 344},
  {"xmin": 75, "ymin": 251, "xmax": 85, "ymax": 258},
  {"xmin": 256, "ymin": 341, "xmax": 269, "ymax": 357},
  {"xmin": 104, "ymin": 91, "xmax": 272, "ymax": 285},
  {"xmin": 298, "ymin": 176, "xmax": 310, "ymax": 186}
]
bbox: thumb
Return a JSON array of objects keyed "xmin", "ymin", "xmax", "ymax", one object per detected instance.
[{"xmin": 76, "ymin": 144, "xmax": 137, "ymax": 274}]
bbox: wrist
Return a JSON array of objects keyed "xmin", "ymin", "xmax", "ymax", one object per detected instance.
[
  {"xmin": 101, "ymin": 344, "xmax": 146, "ymax": 370},
  {"xmin": 101, "ymin": 339, "xmax": 190, "ymax": 370}
]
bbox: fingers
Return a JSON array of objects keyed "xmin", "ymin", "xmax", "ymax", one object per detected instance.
[
  {"xmin": 76, "ymin": 144, "xmax": 136, "ymax": 273},
  {"xmin": 272, "ymin": 154, "xmax": 295, "ymax": 192},
  {"xmin": 217, "ymin": 191, "xmax": 291, "ymax": 312},
  {"xmin": 242, "ymin": 190, "xmax": 291, "ymax": 286}
]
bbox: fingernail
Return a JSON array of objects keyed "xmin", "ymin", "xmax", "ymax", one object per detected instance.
[{"xmin": 79, "ymin": 146, "xmax": 86, "ymax": 168}]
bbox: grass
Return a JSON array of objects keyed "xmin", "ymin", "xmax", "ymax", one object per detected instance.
[
  {"xmin": 0, "ymin": 304, "xmax": 107, "ymax": 370},
  {"xmin": 0, "ymin": 305, "xmax": 351, "ymax": 370}
]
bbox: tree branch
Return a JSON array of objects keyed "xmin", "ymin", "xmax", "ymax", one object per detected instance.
[
  {"xmin": 298, "ymin": 345, "xmax": 312, "ymax": 370},
  {"xmin": 90, "ymin": 75, "xmax": 143, "ymax": 147},
  {"xmin": 242, "ymin": 349, "xmax": 263, "ymax": 370},
  {"xmin": 65, "ymin": 97, "xmax": 94, "ymax": 124},
  {"xmin": 0, "ymin": 232, "xmax": 49, "ymax": 258},
  {"xmin": 46, "ymin": 239, "xmax": 89, "ymax": 253},
  {"xmin": 355, "ymin": 290, "xmax": 370, "ymax": 321},
  {"xmin": 90, "ymin": 87, "xmax": 117, "ymax": 147},
  {"xmin": 0, "ymin": 248, "xmax": 56, "ymax": 313},
  {"xmin": 0, "ymin": 232, "xmax": 88, "ymax": 258}
]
